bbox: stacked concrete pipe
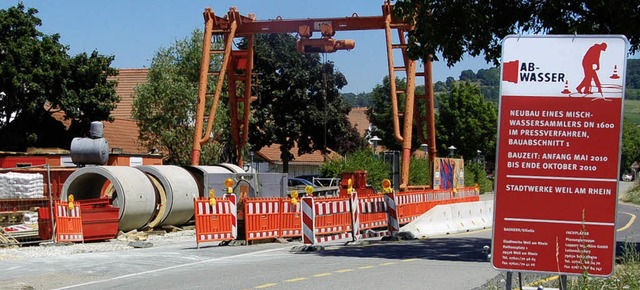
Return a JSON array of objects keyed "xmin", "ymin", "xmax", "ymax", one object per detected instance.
[
  {"xmin": 136, "ymin": 165, "xmax": 198, "ymax": 227},
  {"xmin": 62, "ymin": 165, "xmax": 200, "ymax": 232}
]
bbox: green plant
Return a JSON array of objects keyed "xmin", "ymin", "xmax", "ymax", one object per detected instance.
[
  {"xmin": 569, "ymin": 239, "xmax": 640, "ymax": 289},
  {"xmin": 408, "ymin": 156, "xmax": 430, "ymax": 186},
  {"xmin": 320, "ymin": 149, "xmax": 390, "ymax": 192},
  {"xmin": 623, "ymin": 182, "xmax": 640, "ymax": 205},
  {"xmin": 464, "ymin": 162, "xmax": 493, "ymax": 193}
]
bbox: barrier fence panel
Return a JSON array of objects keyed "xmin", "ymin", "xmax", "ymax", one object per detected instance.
[
  {"xmin": 358, "ymin": 195, "xmax": 388, "ymax": 230},
  {"xmin": 396, "ymin": 192, "xmax": 424, "ymax": 225},
  {"xmin": 302, "ymin": 196, "xmax": 354, "ymax": 245},
  {"xmin": 280, "ymin": 199, "xmax": 301, "ymax": 238},
  {"xmin": 314, "ymin": 197, "xmax": 352, "ymax": 235},
  {"xmin": 357, "ymin": 194, "xmax": 390, "ymax": 238},
  {"xmin": 194, "ymin": 194, "xmax": 237, "ymax": 248},
  {"xmin": 244, "ymin": 197, "xmax": 281, "ymax": 242},
  {"xmin": 54, "ymin": 201, "xmax": 83, "ymax": 243}
]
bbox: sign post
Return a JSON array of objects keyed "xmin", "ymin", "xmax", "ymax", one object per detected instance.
[{"xmin": 492, "ymin": 35, "xmax": 627, "ymax": 276}]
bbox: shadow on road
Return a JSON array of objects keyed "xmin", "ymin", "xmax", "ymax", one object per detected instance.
[
  {"xmin": 310, "ymin": 237, "xmax": 640, "ymax": 265},
  {"xmin": 318, "ymin": 237, "xmax": 493, "ymax": 262}
]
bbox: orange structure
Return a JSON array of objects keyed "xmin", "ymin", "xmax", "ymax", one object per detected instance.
[{"xmin": 191, "ymin": 2, "xmax": 437, "ymax": 190}]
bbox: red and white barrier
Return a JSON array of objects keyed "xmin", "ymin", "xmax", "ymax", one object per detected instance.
[
  {"xmin": 301, "ymin": 196, "xmax": 355, "ymax": 245},
  {"xmin": 194, "ymin": 194, "xmax": 237, "ymax": 248},
  {"xmin": 280, "ymin": 200, "xmax": 301, "ymax": 238},
  {"xmin": 245, "ymin": 198, "xmax": 280, "ymax": 241},
  {"xmin": 302, "ymin": 196, "xmax": 315, "ymax": 244},
  {"xmin": 54, "ymin": 201, "xmax": 84, "ymax": 243}
]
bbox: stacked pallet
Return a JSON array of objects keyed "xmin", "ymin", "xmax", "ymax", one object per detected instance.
[
  {"xmin": 0, "ymin": 227, "xmax": 19, "ymax": 247},
  {"xmin": 0, "ymin": 172, "xmax": 44, "ymax": 199}
]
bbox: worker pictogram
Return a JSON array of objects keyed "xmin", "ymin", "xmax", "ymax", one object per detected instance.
[{"xmin": 576, "ymin": 42, "xmax": 608, "ymax": 97}]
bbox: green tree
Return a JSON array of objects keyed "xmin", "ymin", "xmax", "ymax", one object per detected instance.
[
  {"xmin": 368, "ymin": 76, "xmax": 431, "ymax": 153},
  {"xmin": 367, "ymin": 76, "xmax": 405, "ymax": 151},
  {"xmin": 342, "ymin": 92, "xmax": 373, "ymax": 108},
  {"xmin": 247, "ymin": 34, "xmax": 365, "ymax": 173},
  {"xmin": 394, "ymin": 1, "xmax": 640, "ymax": 65},
  {"xmin": 436, "ymin": 82, "xmax": 498, "ymax": 163},
  {"xmin": 459, "ymin": 69, "xmax": 476, "ymax": 82},
  {"xmin": 132, "ymin": 29, "xmax": 226, "ymax": 166},
  {"xmin": 0, "ymin": 4, "xmax": 118, "ymax": 151}
]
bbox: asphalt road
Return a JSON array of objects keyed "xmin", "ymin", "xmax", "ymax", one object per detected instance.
[
  {"xmin": 1, "ymin": 229, "xmax": 500, "ymax": 290},
  {"xmin": 1, "ymin": 182, "xmax": 638, "ymax": 290}
]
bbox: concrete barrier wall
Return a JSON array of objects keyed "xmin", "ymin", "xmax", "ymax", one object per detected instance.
[{"xmin": 399, "ymin": 200, "xmax": 493, "ymax": 239}]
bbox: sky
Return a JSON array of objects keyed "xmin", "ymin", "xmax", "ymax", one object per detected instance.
[{"xmin": 1, "ymin": 0, "xmax": 494, "ymax": 93}]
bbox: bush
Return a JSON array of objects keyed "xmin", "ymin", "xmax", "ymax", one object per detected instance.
[
  {"xmin": 464, "ymin": 162, "xmax": 493, "ymax": 193},
  {"xmin": 409, "ymin": 156, "xmax": 431, "ymax": 186},
  {"xmin": 623, "ymin": 182, "xmax": 640, "ymax": 205},
  {"xmin": 321, "ymin": 149, "xmax": 390, "ymax": 192}
]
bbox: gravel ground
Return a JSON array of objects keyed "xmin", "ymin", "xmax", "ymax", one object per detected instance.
[{"xmin": 0, "ymin": 229, "xmax": 196, "ymax": 261}]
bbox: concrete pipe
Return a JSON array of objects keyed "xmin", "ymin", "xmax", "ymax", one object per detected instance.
[
  {"xmin": 136, "ymin": 165, "xmax": 198, "ymax": 227},
  {"xmin": 62, "ymin": 166, "xmax": 156, "ymax": 231},
  {"xmin": 184, "ymin": 165, "xmax": 237, "ymax": 197}
]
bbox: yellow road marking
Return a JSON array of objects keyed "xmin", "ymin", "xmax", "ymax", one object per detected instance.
[
  {"xmin": 379, "ymin": 262, "xmax": 396, "ymax": 266},
  {"xmin": 402, "ymin": 258, "xmax": 418, "ymax": 262},
  {"xmin": 358, "ymin": 265, "xmax": 375, "ymax": 269},
  {"xmin": 255, "ymin": 283, "xmax": 278, "ymax": 288},
  {"xmin": 617, "ymin": 211, "xmax": 636, "ymax": 232},
  {"xmin": 313, "ymin": 273, "xmax": 332, "ymax": 277},
  {"xmin": 284, "ymin": 277, "xmax": 307, "ymax": 283},
  {"xmin": 335, "ymin": 269, "xmax": 355, "ymax": 273}
]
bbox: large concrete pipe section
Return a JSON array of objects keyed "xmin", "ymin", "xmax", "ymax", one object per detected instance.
[
  {"xmin": 185, "ymin": 165, "xmax": 238, "ymax": 197},
  {"xmin": 62, "ymin": 166, "xmax": 156, "ymax": 231},
  {"xmin": 136, "ymin": 165, "xmax": 198, "ymax": 227}
]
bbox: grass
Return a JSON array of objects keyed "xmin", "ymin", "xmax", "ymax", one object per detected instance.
[
  {"xmin": 622, "ymin": 181, "xmax": 640, "ymax": 205},
  {"xmin": 567, "ymin": 240, "xmax": 640, "ymax": 289},
  {"xmin": 624, "ymin": 99, "xmax": 640, "ymax": 125}
]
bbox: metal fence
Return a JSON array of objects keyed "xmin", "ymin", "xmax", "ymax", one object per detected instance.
[{"xmin": 0, "ymin": 164, "xmax": 55, "ymax": 246}]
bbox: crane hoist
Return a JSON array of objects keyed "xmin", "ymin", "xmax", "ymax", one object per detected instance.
[{"xmin": 191, "ymin": 2, "xmax": 437, "ymax": 191}]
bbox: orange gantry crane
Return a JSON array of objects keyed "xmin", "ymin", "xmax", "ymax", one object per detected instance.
[{"xmin": 191, "ymin": 2, "xmax": 436, "ymax": 191}]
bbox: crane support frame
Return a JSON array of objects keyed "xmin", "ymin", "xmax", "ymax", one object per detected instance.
[{"xmin": 191, "ymin": 3, "xmax": 437, "ymax": 190}]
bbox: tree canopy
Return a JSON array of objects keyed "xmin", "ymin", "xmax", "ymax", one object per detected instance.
[
  {"xmin": 247, "ymin": 34, "xmax": 365, "ymax": 172},
  {"xmin": 0, "ymin": 4, "xmax": 118, "ymax": 151},
  {"xmin": 132, "ymin": 29, "xmax": 226, "ymax": 166},
  {"xmin": 435, "ymin": 82, "xmax": 498, "ymax": 162},
  {"xmin": 394, "ymin": 0, "xmax": 640, "ymax": 66}
]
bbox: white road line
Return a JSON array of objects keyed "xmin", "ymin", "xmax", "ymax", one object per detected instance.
[{"xmin": 53, "ymin": 246, "xmax": 291, "ymax": 289}]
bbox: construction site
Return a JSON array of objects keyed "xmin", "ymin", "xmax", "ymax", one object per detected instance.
[{"xmin": 0, "ymin": 1, "xmax": 491, "ymax": 250}]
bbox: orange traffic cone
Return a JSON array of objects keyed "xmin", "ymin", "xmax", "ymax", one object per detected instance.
[
  {"xmin": 561, "ymin": 80, "xmax": 571, "ymax": 94},
  {"xmin": 610, "ymin": 65, "xmax": 620, "ymax": 79}
]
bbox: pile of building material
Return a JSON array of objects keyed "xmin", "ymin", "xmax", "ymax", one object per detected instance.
[{"xmin": 0, "ymin": 172, "xmax": 44, "ymax": 199}]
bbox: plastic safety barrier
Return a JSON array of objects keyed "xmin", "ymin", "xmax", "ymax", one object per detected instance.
[
  {"xmin": 194, "ymin": 194, "xmax": 237, "ymax": 248},
  {"xmin": 244, "ymin": 198, "xmax": 281, "ymax": 241},
  {"xmin": 302, "ymin": 196, "xmax": 354, "ymax": 245},
  {"xmin": 54, "ymin": 201, "xmax": 84, "ymax": 243},
  {"xmin": 193, "ymin": 187, "xmax": 479, "ymax": 246},
  {"xmin": 280, "ymin": 199, "xmax": 302, "ymax": 238},
  {"xmin": 357, "ymin": 193, "xmax": 392, "ymax": 238}
]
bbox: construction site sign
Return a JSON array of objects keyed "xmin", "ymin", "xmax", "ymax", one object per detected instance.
[{"xmin": 492, "ymin": 35, "xmax": 628, "ymax": 276}]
